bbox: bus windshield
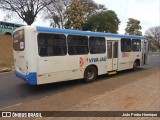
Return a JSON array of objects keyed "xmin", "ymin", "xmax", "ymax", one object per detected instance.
[{"xmin": 13, "ymin": 29, "xmax": 25, "ymax": 51}]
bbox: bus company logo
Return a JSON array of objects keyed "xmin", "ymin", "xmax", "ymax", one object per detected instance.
[
  {"xmin": 122, "ymin": 52, "xmax": 130, "ymax": 57},
  {"xmin": 79, "ymin": 56, "xmax": 107, "ymax": 67},
  {"xmin": 79, "ymin": 55, "xmax": 88, "ymax": 67}
]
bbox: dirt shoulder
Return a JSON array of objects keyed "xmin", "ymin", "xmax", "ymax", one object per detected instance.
[{"xmin": 0, "ymin": 35, "xmax": 13, "ymax": 72}]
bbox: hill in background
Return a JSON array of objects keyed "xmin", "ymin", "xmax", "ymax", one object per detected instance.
[{"xmin": 0, "ymin": 35, "xmax": 13, "ymax": 71}]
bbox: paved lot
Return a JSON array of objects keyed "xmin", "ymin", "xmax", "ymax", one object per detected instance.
[
  {"xmin": 46, "ymin": 67, "xmax": 160, "ymax": 120},
  {"xmin": 0, "ymin": 52, "xmax": 160, "ymax": 109},
  {"xmin": 0, "ymin": 67, "xmax": 159, "ymax": 120}
]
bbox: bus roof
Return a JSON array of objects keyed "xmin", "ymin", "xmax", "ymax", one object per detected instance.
[
  {"xmin": 36, "ymin": 26, "xmax": 145, "ymax": 39},
  {"xmin": 0, "ymin": 20, "xmax": 24, "ymax": 26}
]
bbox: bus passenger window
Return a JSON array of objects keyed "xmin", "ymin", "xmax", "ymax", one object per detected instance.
[
  {"xmin": 89, "ymin": 37, "xmax": 106, "ymax": 54},
  {"xmin": 39, "ymin": 46, "xmax": 47, "ymax": 56},
  {"xmin": 1, "ymin": 22, "xmax": 5, "ymax": 28},
  {"xmin": 107, "ymin": 42, "xmax": 112, "ymax": 58},
  {"xmin": 67, "ymin": 35, "xmax": 88, "ymax": 55},
  {"xmin": 47, "ymin": 46, "xmax": 53, "ymax": 56},
  {"xmin": 38, "ymin": 33, "xmax": 67, "ymax": 57},
  {"xmin": 59, "ymin": 46, "xmax": 65, "ymax": 55},
  {"xmin": 132, "ymin": 39, "xmax": 141, "ymax": 51},
  {"xmin": 8, "ymin": 23, "xmax": 14, "ymax": 29},
  {"xmin": 0, "ymin": 22, "xmax": 2, "ymax": 28},
  {"xmin": 121, "ymin": 38, "xmax": 131, "ymax": 52}
]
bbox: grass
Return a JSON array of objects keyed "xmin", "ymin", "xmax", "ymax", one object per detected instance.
[{"xmin": 0, "ymin": 35, "xmax": 13, "ymax": 70}]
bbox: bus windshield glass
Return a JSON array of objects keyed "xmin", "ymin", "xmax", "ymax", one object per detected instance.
[{"xmin": 13, "ymin": 29, "xmax": 25, "ymax": 51}]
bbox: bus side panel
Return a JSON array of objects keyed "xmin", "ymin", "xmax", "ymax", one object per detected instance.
[
  {"xmin": 37, "ymin": 70, "xmax": 84, "ymax": 85},
  {"xmin": 117, "ymin": 39, "xmax": 143, "ymax": 71},
  {"xmin": 25, "ymin": 28, "xmax": 38, "ymax": 73},
  {"xmin": 131, "ymin": 51, "xmax": 142, "ymax": 66},
  {"xmin": 118, "ymin": 51, "xmax": 142, "ymax": 71},
  {"xmin": 117, "ymin": 38, "xmax": 132, "ymax": 71},
  {"xmin": 118, "ymin": 55, "xmax": 133, "ymax": 71},
  {"xmin": 82, "ymin": 54, "xmax": 107, "ymax": 75},
  {"xmin": 14, "ymin": 26, "xmax": 38, "ymax": 85},
  {"xmin": 36, "ymin": 54, "xmax": 107, "ymax": 84},
  {"xmin": 37, "ymin": 55, "xmax": 83, "ymax": 84}
]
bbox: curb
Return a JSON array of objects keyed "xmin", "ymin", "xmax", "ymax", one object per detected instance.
[{"xmin": 0, "ymin": 68, "xmax": 12, "ymax": 73}]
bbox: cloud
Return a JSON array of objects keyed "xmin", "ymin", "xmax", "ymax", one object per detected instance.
[
  {"xmin": 32, "ymin": 15, "xmax": 50, "ymax": 27},
  {"xmin": 0, "ymin": 12, "xmax": 6, "ymax": 21},
  {"xmin": 0, "ymin": 11, "xmax": 50, "ymax": 27}
]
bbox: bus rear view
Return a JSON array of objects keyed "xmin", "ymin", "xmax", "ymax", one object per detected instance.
[{"xmin": 13, "ymin": 27, "xmax": 37, "ymax": 85}]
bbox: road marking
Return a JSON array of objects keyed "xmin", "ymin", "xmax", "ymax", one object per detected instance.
[{"xmin": 0, "ymin": 103, "xmax": 23, "ymax": 110}]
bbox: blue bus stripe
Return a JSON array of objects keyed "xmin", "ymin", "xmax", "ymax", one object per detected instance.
[
  {"xmin": 15, "ymin": 71, "xmax": 37, "ymax": 85},
  {"xmin": 36, "ymin": 26, "xmax": 145, "ymax": 39}
]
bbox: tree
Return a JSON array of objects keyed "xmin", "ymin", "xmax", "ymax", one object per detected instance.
[
  {"xmin": 0, "ymin": 0, "xmax": 53, "ymax": 25},
  {"xmin": 45, "ymin": 0, "xmax": 70, "ymax": 28},
  {"xmin": 45, "ymin": 0, "xmax": 108, "ymax": 29},
  {"xmin": 125, "ymin": 18, "xmax": 142, "ymax": 36},
  {"xmin": 66, "ymin": 0, "xmax": 84, "ymax": 30},
  {"xmin": 145, "ymin": 26, "xmax": 160, "ymax": 50},
  {"xmin": 81, "ymin": 0, "xmax": 106, "ymax": 19},
  {"xmin": 82, "ymin": 10, "xmax": 120, "ymax": 33}
]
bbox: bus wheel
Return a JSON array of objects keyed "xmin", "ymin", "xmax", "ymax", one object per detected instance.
[
  {"xmin": 84, "ymin": 66, "xmax": 97, "ymax": 82},
  {"xmin": 133, "ymin": 61, "xmax": 138, "ymax": 71}
]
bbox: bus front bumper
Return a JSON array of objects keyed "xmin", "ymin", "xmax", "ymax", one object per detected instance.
[{"xmin": 15, "ymin": 71, "xmax": 37, "ymax": 85}]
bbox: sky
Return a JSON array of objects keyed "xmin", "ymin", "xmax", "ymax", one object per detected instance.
[
  {"xmin": 94, "ymin": 0, "xmax": 160, "ymax": 34},
  {"xmin": 0, "ymin": 0, "xmax": 160, "ymax": 35}
]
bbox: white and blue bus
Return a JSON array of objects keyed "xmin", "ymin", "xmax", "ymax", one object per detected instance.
[{"xmin": 13, "ymin": 26, "xmax": 149, "ymax": 85}]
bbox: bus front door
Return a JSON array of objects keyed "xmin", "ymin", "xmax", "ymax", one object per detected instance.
[{"xmin": 107, "ymin": 41, "xmax": 118, "ymax": 71}]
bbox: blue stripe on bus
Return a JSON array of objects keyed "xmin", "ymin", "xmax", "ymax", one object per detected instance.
[
  {"xmin": 15, "ymin": 71, "xmax": 37, "ymax": 85},
  {"xmin": 36, "ymin": 26, "xmax": 145, "ymax": 39}
]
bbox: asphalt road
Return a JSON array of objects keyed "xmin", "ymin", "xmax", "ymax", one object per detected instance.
[{"xmin": 0, "ymin": 52, "xmax": 160, "ymax": 109}]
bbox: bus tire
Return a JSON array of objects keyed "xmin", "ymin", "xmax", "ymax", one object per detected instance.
[
  {"xmin": 133, "ymin": 61, "xmax": 138, "ymax": 71},
  {"xmin": 84, "ymin": 66, "xmax": 97, "ymax": 83}
]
